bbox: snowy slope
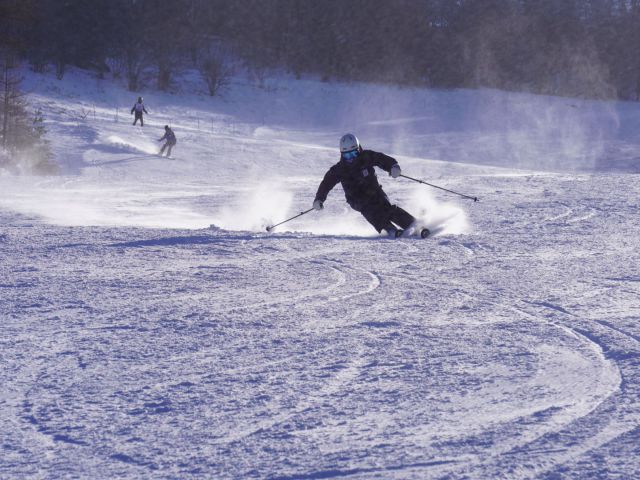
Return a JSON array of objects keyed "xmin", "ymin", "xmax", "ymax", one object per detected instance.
[{"xmin": 1, "ymin": 69, "xmax": 640, "ymax": 479}]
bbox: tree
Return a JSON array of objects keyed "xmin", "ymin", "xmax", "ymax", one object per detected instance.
[
  {"xmin": 200, "ymin": 47, "xmax": 231, "ymax": 96},
  {"xmin": 5, "ymin": 0, "xmax": 640, "ymax": 102},
  {"xmin": 0, "ymin": 51, "xmax": 54, "ymax": 173},
  {"xmin": 1, "ymin": 52, "xmax": 22, "ymax": 148}
]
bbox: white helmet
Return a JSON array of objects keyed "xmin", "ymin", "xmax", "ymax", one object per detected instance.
[{"xmin": 340, "ymin": 133, "xmax": 360, "ymax": 153}]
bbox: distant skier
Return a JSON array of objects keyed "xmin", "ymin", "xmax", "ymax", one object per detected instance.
[
  {"xmin": 158, "ymin": 125, "xmax": 176, "ymax": 157},
  {"xmin": 131, "ymin": 97, "xmax": 148, "ymax": 126},
  {"xmin": 313, "ymin": 133, "xmax": 419, "ymax": 237}
]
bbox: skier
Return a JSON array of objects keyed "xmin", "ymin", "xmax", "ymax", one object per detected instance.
[
  {"xmin": 158, "ymin": 125, "xmax": 176, "ymax": 157},
  {"xmin": 313, "ymin": 133, "xmax": 421, "ymax": 237},
  {"xmin": 131, "ymin": 96, "xmax": 148, "ymax": 126}
]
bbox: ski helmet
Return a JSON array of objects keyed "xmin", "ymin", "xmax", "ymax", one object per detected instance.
[
  {"xmin": 138, "ymin": 97, "xmax": 143, "ymax": 103},
  {"xmin": 340, "ymin": 133, "xmax": 360, "ymax": 153}
]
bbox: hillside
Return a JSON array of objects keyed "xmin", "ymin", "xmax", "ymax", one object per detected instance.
[{"xmin": 1, "ymin": 69, "xmax": 639, "ymax": 479}]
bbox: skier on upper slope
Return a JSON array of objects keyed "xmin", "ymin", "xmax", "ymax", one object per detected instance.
[
  {"xmin": 313, "ymin": 134, "xmax": 420, "ymax": 237},
  {"xmin": 131, "ymin": 96, "xmax": 148, "ymax": 126}
]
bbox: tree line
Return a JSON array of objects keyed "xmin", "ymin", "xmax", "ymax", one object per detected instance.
[{"xmin": 2, "ymin": 0, "xmax": 640, "ymax": 100}]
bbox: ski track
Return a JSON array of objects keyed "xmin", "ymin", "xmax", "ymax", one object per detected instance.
[{"xmin": 3, "ymin": 187, "xmax": 640, "ymax": 480}]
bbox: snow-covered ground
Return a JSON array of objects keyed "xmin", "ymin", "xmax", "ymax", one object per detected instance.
[{"xmin": 1, "ymin": 69, "xmax": 639, "ymax": 479}]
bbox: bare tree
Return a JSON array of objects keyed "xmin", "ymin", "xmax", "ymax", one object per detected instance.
[
  {"xmin": 200, "ymin": 50, "xmax": 231, "ymax": 96},
  {"xmin": 125, "ymin": 45, "xmax": 145, "ymax": 92},
  {"xmin": 4, "ymin": 1, "xmax": 640, "ymax": 102}
]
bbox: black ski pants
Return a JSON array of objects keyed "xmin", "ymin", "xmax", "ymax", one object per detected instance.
[
  {"xmin": 356, "ymin": 192, "xmax": 415, "ymax": 233},
  {"xmin": 133, "ymin": 112, "xmax": 144, "ymax": 126}
]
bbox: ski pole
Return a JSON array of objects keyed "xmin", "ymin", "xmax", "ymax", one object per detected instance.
[
  {"xmin": 400, "ymin": 174, "xmax": 479, "ymax": 202},
  {"xmin": 266, "ymin": 208, "xmax": 314, "ymax": 232}
]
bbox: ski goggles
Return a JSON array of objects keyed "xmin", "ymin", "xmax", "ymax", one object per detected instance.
[{"xmin": 342, "ymin": 149, "xmax": 359, "ymax": 161}]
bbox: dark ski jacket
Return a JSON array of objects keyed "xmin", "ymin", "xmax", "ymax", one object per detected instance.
[
  {"xmin": 314, "ymin": 150, "xmax": 398, "ymax": 211},
  {"xmin": 131, "ymin": 102, "xmax": 148, "ymax": 115},
  {"xmin": 160, "ymin": 129, "xmax": 176, "ymax": 145}
]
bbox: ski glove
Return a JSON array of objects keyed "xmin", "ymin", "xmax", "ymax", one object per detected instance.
[
  {"xmin": 313, "ymin": 199, "xmax": 324, "ymax": 211},
  {"xmin": 390, "ymin": 164, "xmax": 401, "ymax": 178}
]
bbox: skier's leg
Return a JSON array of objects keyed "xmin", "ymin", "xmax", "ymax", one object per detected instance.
[
  {"xmin": 140, "ymin": 115, "xmax": 144, "ymax": 127},
  {"xmin": 389, "ymin": 205, "xmax": 416, "ymax": 230},
  {"xmin": 359, "ymin": 195, "xmax": 395, "ymax": 233},
  {"xmin": 166, "ymin": 144, "xmax": 172, "ymax": 157},
  {"xmin": 160, "ymin": 143, "xmax": 166, "ymax": 155},
  {"xmin": 359, "ymin": 206, "xmax": 389, "ymax": 233}
]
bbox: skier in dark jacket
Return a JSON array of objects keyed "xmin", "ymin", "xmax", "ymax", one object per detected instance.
[
  {"xmin": 158, "ymin": 125, "xmax": 176, "ymax": 157},
  {"xmin": 313, "ymin": 133, "xmax": 417, "ymax": 237},
  {"xmin": 131, "ymin": 97, "xmax": 148, "ymax": 126}
]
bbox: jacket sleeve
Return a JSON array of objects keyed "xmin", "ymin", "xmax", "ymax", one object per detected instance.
[
  {"xmin": 143, "ymin": 106, "xmax": 148, "ymax": 114},
  {"xmin": 131, "ymin": 105, "xmax": 135, "ymax": 114},
  {"xmin": 314, "ymin": 166, "xmax": 340, "ymax": 202},
  {"xmin": 368, "ymin": 150, "xmax": 398, "ymax": 173}
]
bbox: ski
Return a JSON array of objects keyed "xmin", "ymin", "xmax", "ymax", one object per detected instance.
[{"xmin": 388, "ymin": 227, "xmax": 431, "ymax": 239}]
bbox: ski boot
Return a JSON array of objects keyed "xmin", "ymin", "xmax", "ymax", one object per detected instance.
[{"xmin": 384, "ymin": 226, "xmax": 404, "ymax": 238}]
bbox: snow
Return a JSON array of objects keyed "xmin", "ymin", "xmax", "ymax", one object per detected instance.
[{"xmin": 1, "ymin": 68, "xmax": 640, "ymax": 479}]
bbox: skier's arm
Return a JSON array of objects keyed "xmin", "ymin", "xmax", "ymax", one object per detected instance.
[
  {"xmin": 368, "ymin": 150, "xmax": 402, "ymax": 178},
  {"xmin": 158, "ymin": 133, "xmax": 166, "ymax": 142},
  {"xmin": 314, "ymin": 167, "xmax": 340, "ymax": 203},
  {"xmin": 143, "ymin": 106, "xmax": 148, "ymax": 114},
  {"xmin": 368, "ymin": 150, "xmax": 398, "ymax": 173},
  {"xmin": 131, "ymin": 105, "xmax": 135, "ymax": 114}
]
